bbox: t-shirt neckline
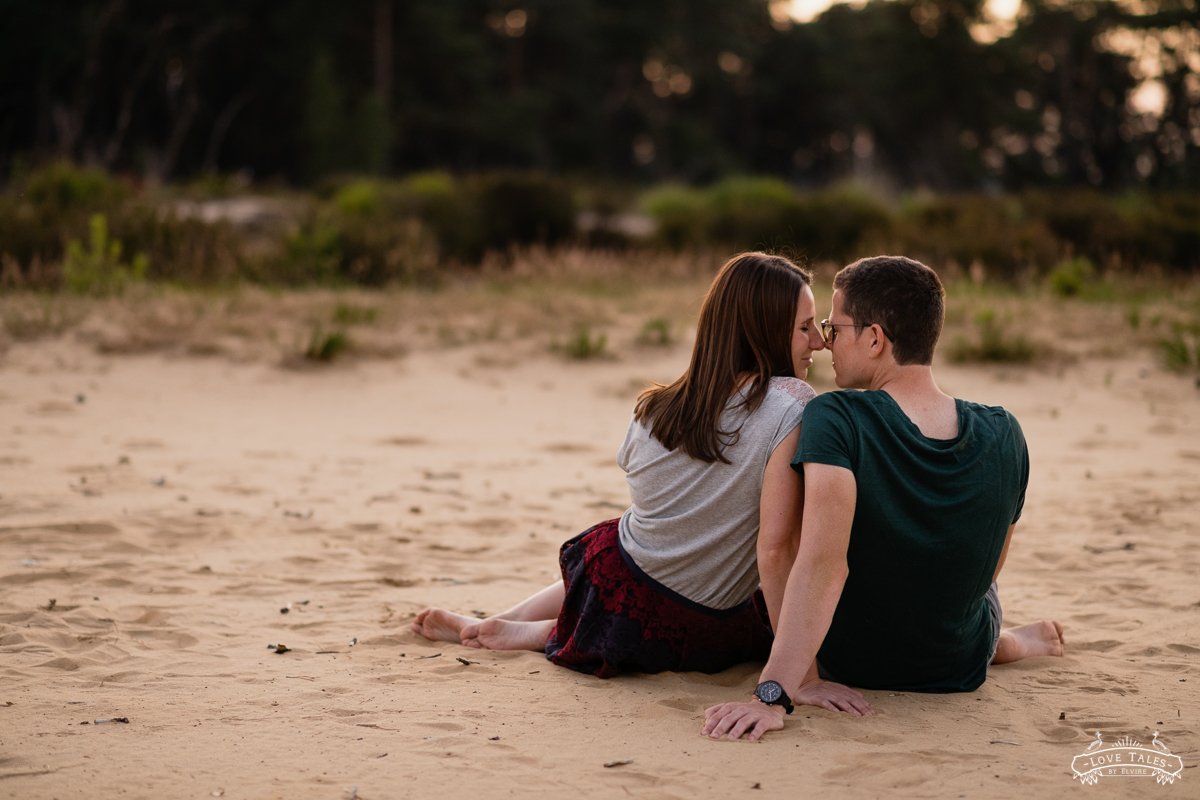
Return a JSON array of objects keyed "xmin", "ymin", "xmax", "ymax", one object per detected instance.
[{"xmin": 878, "ymin": 390, "xmax": 965, "ymax": 446}]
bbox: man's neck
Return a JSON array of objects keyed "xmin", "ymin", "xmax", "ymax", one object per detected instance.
[{"xmin": 868, "ymin": 364, "xmax": 958, "ymax": 440}]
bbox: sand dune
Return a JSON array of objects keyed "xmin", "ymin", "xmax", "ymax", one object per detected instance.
[{"xmin": 1, "ymin": 332, "xmax": 1197, "ymax": 799}]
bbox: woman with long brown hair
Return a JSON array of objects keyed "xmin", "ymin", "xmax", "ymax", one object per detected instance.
[{"xmin": 412, "ymin": 253, "xmax": 858, "ymax": 694}]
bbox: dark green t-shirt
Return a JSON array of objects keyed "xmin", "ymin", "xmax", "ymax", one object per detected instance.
[{"xmin": 792, "ymin": 390, "xmax": 1028, "ymax": 693}]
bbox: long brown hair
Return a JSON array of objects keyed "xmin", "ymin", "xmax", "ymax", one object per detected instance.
[{"xmin": 634, "ymin": 252, "xmax": 812, "ymax": 463}]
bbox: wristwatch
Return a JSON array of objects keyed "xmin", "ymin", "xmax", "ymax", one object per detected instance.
[{"xmin": 754, "ymin": 680, "xmax": 794, "ymax": 714}]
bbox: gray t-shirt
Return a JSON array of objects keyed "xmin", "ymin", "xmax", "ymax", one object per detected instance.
[{"xmin": 616, "ymin": 377, "xmax": 815, "ymax": 610}]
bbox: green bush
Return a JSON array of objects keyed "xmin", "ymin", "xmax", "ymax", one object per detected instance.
[
  {"xmin": 946, "ymin": 308, "xmax": 1036, "ymax": 363},
  {"xmin": 111, "ymin": 206, "xmax": 244, "ymax": 285},
  {"xmin": 792, "ymin": 186, "xmax": 891, "ymax": 262},
  {"xmin": 1158, "ymin": 321, "xmax": 1199, "ymax": 371},
  {"xmin": 707, "ymin": 177, "xmax": 800, "ymax": 250},
  {"xmin": 400, "ymin": 172, "xmax": 476, "ymax": 261},
  {"xmin": 637, "ymin": 318, "xmax": 673, "ymax": 346},
  {"xmin": 473, "ymin": 171, "xmax": 576, "ymax": 256},
  {"xmin": 643, "ymin": 179, "xmax": 889, "ymax": 261},
  {"xmin": 23, "ymin": 162, "xmax": 127, "ymax": 214},
  {"xmin": 558, "ymin": 326, "xmax": 607, "ymax": 359},
  {"xmin": 280, "ymin": 218, "xmax": 344, "ymax": 284},
  {"xmin": 305, "ymin": 326, "xmax": 350, "ymax": 361},
  {"xmin": 334, "ymin": 181, "xmax": 382, "ymax": 215},
  {"xmin": 897, "ymin": 194, "xmax": 1059, "ymax": 280},
  {"xmin": 333, "ymin": 303, "xmax": 377, "ymax": 324},
  {"xmin": 643, "ymin": 185, "xmax": 710, "ymax": 250},
  {"xmin": 1048, "ymin": 256, "xmax": 1094, "ymax": 297},
  {"xmin": 266, "ymin": 206, "xmax": 436, "ymax": 287},
  {"xmin": 62, "ymin": 214, "xmax": 147, "ymax": 294}
]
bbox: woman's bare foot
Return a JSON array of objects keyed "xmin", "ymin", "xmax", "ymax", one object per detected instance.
[
  {"xmin": 410, "ymin": 608, "xmax": 478, "ymax": 643},
  {"xmin": 460, "ymin": 618, "xmax": 555, "ymax": 652},
  {"xmin": 992, "ymin": 620, "xmax": 1065, "ymax": 664}
]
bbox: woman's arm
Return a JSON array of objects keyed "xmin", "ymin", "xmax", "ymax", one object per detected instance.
[{"xmin": 757, "ymin": 424, "xmax": 803, "ymax": 632}]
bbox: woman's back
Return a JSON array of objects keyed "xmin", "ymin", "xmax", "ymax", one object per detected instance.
[{"xmin": 618, "ymin": 377, "xmax": 815, "ymax": 610}]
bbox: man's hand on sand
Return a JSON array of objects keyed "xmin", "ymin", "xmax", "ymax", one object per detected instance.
[
  {"xmin": 793, "ymin": 678, "xmax": 874, "ymax": 716},
  {"xmin": 702, "ymin": 701, "xmax": 785, "ymax": 741},
  {"xmin": 702, "ymin": 680, "xmax": 874, "ymax": 741}
]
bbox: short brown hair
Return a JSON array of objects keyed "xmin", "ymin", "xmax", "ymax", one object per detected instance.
[
  {"xmin": 635, "ymin": 252, "xmax": 812, "ymax": 463},
  {"xmin": 833, "ymin": 256, "xmax": 944, "ymax": 366}
]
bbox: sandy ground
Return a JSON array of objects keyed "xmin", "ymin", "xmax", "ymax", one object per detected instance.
[{"xmin": 1, "ymin": 325, "xmax": 1198, "ymax": 800}]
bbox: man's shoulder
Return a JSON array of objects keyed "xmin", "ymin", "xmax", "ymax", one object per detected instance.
[
  {"xmin": 958, "ymin": 398, "xmax": 1023, "ymax": 432},
  {"xmin": 956, "ymin": 399, "xmax": 1027, "ymax": 460},
  {"xmin": 805, "ymin": 389, "xmax": 869, "ymax": 411}
]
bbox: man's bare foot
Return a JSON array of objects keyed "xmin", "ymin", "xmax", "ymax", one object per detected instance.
[
  {"xmin": 992, "ymin": 620, "xmax": 1065, "ymax": 664},
  {"xmin": 410, "ymin": 608, "xmax": 478, "ymax": 643},
  {"xmin": 460, "ymin": 618, "xmax": 554, "ymax": 652}
]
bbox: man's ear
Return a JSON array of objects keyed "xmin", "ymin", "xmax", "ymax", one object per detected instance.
[{"xmin": 867, "ymin": 324, "xmax": 888, "ymax": 359}]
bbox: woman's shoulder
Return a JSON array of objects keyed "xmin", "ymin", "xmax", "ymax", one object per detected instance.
[{"xmin": 767, "ymin": 376, "xmax": 817, "ymax": 407}]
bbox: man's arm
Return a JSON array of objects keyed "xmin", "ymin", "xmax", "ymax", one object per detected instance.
[
  {"xmin": 756, "ymin": 425, "xmax": 803, "ymax": 631},
  {"xmin": 702, "ymin": 463, "xmax": 873, "ymax": 741},
  {"xmin": 992, "ymin": 523, "xmax": 1016, "ymax": 583}
]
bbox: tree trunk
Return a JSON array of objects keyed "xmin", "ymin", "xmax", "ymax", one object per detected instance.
[
  {"xmin": 375, "ymin": 0, "xmax": 393, "ymax": 109},
  {"xmin": 203, "ymin": 88, "xmax": 255, "ymax": 173},
  {"xmin": 104, "ymin": 17, "xmax": 175, "ymax": 168}
]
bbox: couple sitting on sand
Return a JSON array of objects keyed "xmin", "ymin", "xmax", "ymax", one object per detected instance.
[{"xmin": 413, "ymin": 253, "xmax": 1065, "ymax": 741}]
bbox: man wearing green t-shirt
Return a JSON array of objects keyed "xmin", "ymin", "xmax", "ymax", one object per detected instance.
[{"xmin": 703, "ymin": 256, "xmax": 1065, "ymax": 741}]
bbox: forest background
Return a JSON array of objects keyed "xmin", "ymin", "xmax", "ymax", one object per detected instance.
[{"xmin": 0, "ymin": 0, "xmax": 1197, "ymax": 294}]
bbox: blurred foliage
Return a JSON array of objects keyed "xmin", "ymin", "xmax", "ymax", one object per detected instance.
[
  {"xmin": 947, "ymin": 308, "xmax": 1038, "ymax": 363},
  {"xmin": 333, "ymin": 303, "xmax": 378, "ymax": 324},
  {"xmin": 643, "ymin": 179, "xmax": 891, "ymax": 262},
  {"xmin": 1158, "ymin": 320, "xmax": 1199, "ymax": 371},
  {"xmin": 305, "ymin": 326, "xmax": 350, "ymax": 361},
  {"xmin": 558, "ymin": 325, "xmax": 608, "ymax": 359},
  {"xmin": 1, "ymin": 162, "xmax": 1198, "ymax": 292},
  {"xmin": 1048, "ymin": 256, "xmax": 1095, "ymax": 297},
  {"xmin": 637, "ymin": 317, "xmax": 674, "ymax": 346},
  {"xmin": 62, "ymin": 213, "xmax": 148, "ymax": 294},
  {"xmin": 1, "ymin": 0, "xmax": 1196, "ymax": 190}
]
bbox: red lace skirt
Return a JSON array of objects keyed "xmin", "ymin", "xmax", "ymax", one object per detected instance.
[{"xmin": 545, "ymin": 518, "xmax": 774, "ymax": 678}]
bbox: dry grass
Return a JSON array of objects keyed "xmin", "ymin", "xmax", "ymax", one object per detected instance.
[{"xmin": 1, "ymin": 248, "xmax": 1198, "ymax": 374}]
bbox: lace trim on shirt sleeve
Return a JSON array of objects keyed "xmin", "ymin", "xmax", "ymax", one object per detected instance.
[{"xmin": 769, "ymin": 377, "xmax": 817, "ymax": 411}]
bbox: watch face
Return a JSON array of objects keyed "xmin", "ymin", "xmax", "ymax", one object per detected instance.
[{"xmin": 757, "ymin": 681, "xmax": 782, "ymax": 703}]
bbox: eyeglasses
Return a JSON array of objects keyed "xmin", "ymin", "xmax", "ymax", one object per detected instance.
[{"xmin": 820, "ymin": 319, "xmax": 892, "ymax": 344}]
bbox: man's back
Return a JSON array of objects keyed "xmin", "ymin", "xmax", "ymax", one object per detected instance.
[{"xmin": 794, "ymin": 389, "xmax": 1029, "ymax": 692}]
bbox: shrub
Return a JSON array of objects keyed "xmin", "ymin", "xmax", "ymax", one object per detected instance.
[
  {"xmin": 643, "ymin": 179, "xmax": 890, "ymax": 261},
  {"xmin": 792, "ymin": 186, "xmax": 892, "ymax": 262},
  {"xmin": 280, "ymin": 218, "xmax": 343, "ymax": 284},
  {"xmin": 707, "ymin": 177, "xmax": 800, "ymax": 250},
  {"xmin": 305, "ymin": 326, "xmax": 350, "ymax": 361},
  {"xmin": 62, "ymin": 214, "xmax": 148, "ymax": 294},
  {"xmin": 1158, "ymin": 322, "xmax": 1199, "ymax": 371},
  {"xmin": 23, "ymin": 161, "xmax": 127, "ymax": 214},
  {"xmin": 637, "ymin": 318, "xmax": 673, "ymax": 346},
  {"xmin": 643, "ymin": 185, "xmax": 709, "ymax": 250},
  {"xmin": 473, "ymin": 171, "xmax": 576, "ymax": 256},
  {"xmin": 333, "ymin": 304, "xmax": 377, "ymax": 324},
  {"xmin": 1048, "ymin": 256, "xmax": 1094, "ymax": 297},
  {"xmin": 110, "ymin": 206, "xmax": 244, "ymax": 285},
  {"xmin": 946, "ymin": 308, "xmax": 1036, "ymax": 363},
  {"xmin": 897, "ymin": 194, "xmax": 1059, "ymax": 280},
  {"xmin": 334, "ymin": 181, "xmax": 381, "ymax": 215},
  {"xmin": 401, "ymin": 171, "xmax": 476, "ymax": 261},
  {"xmin": 558, "ymin": 325, "xmax": 607, "ymax": 359}
]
